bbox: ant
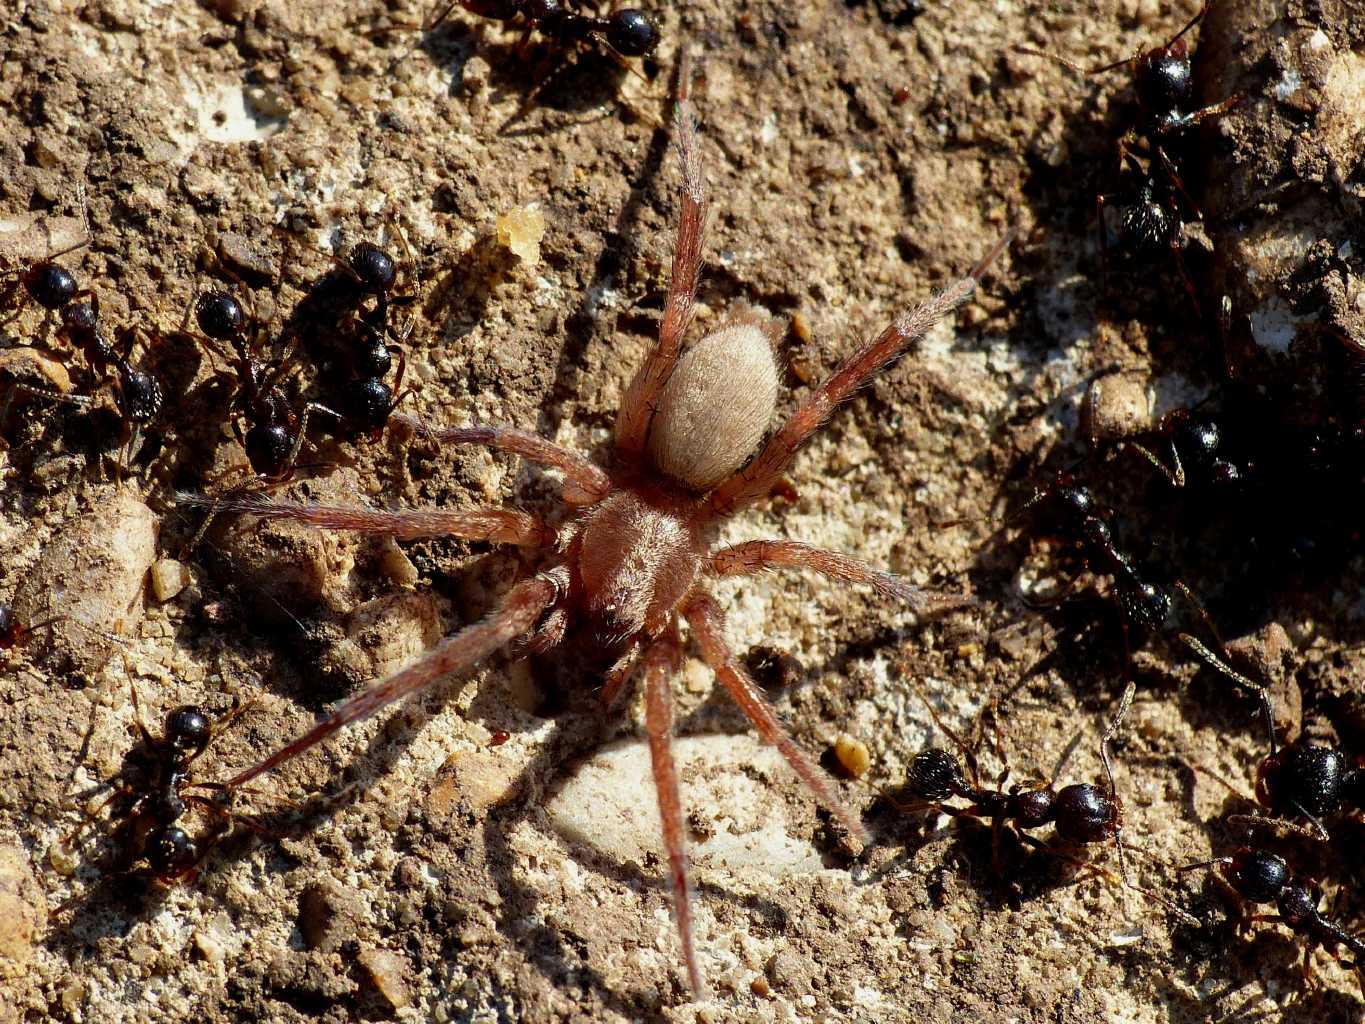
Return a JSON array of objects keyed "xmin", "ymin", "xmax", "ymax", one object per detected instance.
[
  {"xmin": 183, "ymin": 285, "xmax": 344, "ymax": 549},
  {"xmin": 1184, "ymin": 846, "xmax": 1365, "ymax": 987},
  {"xmin": 1185, "ymin": 646, "xmax": 1363, "ymax": 843},
  {"xmin": 1015, "ymin": 3, "xmax": 1240, "ymax": 311},
  {"xmin": 0, "ymin": 602, "xmax": 65, "ymax": 651},
  {"xmin": 0, "ymin": 197, "xmax": 90, "ymax": 323},
  {"xmin": 4, "ymin": 287, "xmax": 164, "ymax": 470},
  {"xmin": 423, "ymin": 2, "xmax": 659, "ymax": 61},
  {"xmin": 281, "ymin": 227, "xmax": 416, "ymax": 437},
  {"xmin": 57, "ymin": 675, "xmax": 251, "ymax": 893},
  {"xmin": 898, "ymin": 681, "xmax": 1195, "ymax": 920}
]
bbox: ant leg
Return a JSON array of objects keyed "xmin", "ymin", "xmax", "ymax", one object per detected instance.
[
  {"xmin": 641, "ymin": 628, "xmax": 704, "ymax": 996},
  {"xmin": 123, "ymin": 657, "xmax": 157, "ymax": 748},
  {"xmin": 706, "ymin": 540, "xmax": 973, "ymax": 617},
  {"xmin": 705, "ymin": 231, "xmax": 1011, "ymax": 517},
  {"xmin": 1226, "ymin": 813, "xmax": 1327, "ymax": 844},
  {"xmin": 1123, "ymin": 440, "xmax": 1185, "ymax": 487},
  {"xmin": 176, "ymin": 490, "xmax": 556, "ymax": 548},
  {"xmin": 615, "ymin": 51, "xmax": 705, "ymax": 460},
  {"xmin": 392, "ymin": 412, "xmax": 611, "ymax": 506},
  {"xmin": 1177, "ymin": 629, "xmax": 1279, "ymax": 758},
  {"xmin": 683, "ymin": 589, "xmax": 870, "ymax": 845},
  {"xmin": 225, "ymin": 570, "xmax": 561, "ymax": 789}
]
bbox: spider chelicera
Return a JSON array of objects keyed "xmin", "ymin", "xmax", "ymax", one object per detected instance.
[{"xmin": 185, "ymin": 57, "xmax": 1008, "ymax": 994}]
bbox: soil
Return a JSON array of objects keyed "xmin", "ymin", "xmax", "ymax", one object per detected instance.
[{"xmin": 1, "ymin": 0, "xmax": 1363, "ymax": 1022}]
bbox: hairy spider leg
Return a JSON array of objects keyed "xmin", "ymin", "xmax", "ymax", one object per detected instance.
[
  {"xmin": 682, "ymin": 589, "xmax": 870, "ymax": 845},
  {"xmin": 615, "ymin": 51, "xmax": 705, "ymax": 460},
  {"xmin": 393, "ymin": 410, "xmax": 611, "ymax": 505},
  {"xmin": 226, "ymin": 572, "xmax": 561, "ymax": 789},
  {"xmin": 638, "ymin": 627, "xmax": 701, "ymax": 994},
  {"xmin": 707, "ymin": 539, "xmax": 971, "ymax": 616},
  {"xmin": 704, "ymin": 232, "xmax": 1011, "ymax": 517}
]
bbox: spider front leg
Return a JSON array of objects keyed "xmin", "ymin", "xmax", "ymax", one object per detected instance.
[
  {"xmin": 639, "ymin": 627, "xmax": 703, "ymax": 995},
  {"xmin": 226, "ymin": 570, "xmax": 564, "ymax": 789},
  {"xmin": 707, "ymin": 539, "xmax": 971, "ymax": 616},
  {"xmin": 704, "ymin": 233, "xmax": 1011, "ymax": 517},
  {"xmin": 682, "ymin": 589, "xmax": 870, "ymax": 844},
  {"xmin": 614, "ymin": 52, "xmax": 705, "ymax": 460},
  {"xmin": 392, "ymin": 411, "xmax": 610, "ymax": 506},
  {"xmin": 176, "ymin": 491, "xmax": 556, "ymax": 548}
]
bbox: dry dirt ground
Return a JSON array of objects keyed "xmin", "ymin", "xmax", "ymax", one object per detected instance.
[{"xmin": 1, "ymin": 0, "xmax": 1364, "ymax": 1021}]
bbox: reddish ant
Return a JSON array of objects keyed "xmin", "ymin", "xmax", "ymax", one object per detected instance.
[{"xmin": 1184, "ymin": 846, "xmax": 1365, "ymax": 989}]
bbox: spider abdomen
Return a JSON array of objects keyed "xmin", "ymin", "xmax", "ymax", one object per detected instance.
[{"xmin": 647, "ymin": 317, "xmax": 780, "ymax": 492}]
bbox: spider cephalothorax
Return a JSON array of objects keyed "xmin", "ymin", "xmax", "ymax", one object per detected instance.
[{"xmin": 188, "ymin": 58, "xmax": 1007, "ymax": 994}]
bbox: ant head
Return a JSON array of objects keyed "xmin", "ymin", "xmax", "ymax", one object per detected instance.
[
  {"xmin": 348, "ymin": 243, "xmax": 396, "ymax": 295},
  {"xmin": 907, "ymin": 748, "xmax": 968, "ymax": 802},
  {"xmin": 1260, "ymin": 744, "xmax": 1347, "ymax": 818},
  {"xmin": 118, "ymin": 369, "xmax": 164, "ymax": 426},
  {"xmin": 245, "ymin": 422, "xmax": 294, "ymax": 479},
  {"xmin": 164, "ymin": 706, "xmax": 212, "ymax": 757},
  {"xmin": 1171, "ymin": 414, "xmax": 1221, "ymax": 464},
  {"xmin": 343, "ymin": 377, "xmax": 395, "ymax": 434},
  {"xmin": 607, "ymin": 9, "xmax": 659, "ymax": 58},
  {"xmin": 195, "ymin": 290, "xmax": 246, "ymax": 341},
  {"xmin": 146, "ymin": 825, "xmax": 198, "ymax": 880},
  {"xmin": 1134, "ymin": 43, "xmax": 1192, "ymax": 121},
  {"xmin": 61, "ymin": 298, "xmax": 97, "ymax": 333},
  {"xmin": 1010, "ymin": 787, "xmax": 1056, "ymax": 829},
  {"xmin": 24, "ymin": 261, "xmax": 79, "ymax": 311},
  {"xmin": 1224, "ymin": 847, "xmax": 1288, "ymax": 903},
  {"xmin": 1038, "ymin": 474, "xmax": 1099, "ymax": 534},
  {"xmin": 1051, "ymin": 783, "xmax": 1116, "ymax": 844}
]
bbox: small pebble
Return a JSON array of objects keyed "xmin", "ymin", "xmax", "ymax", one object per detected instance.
[
  {"xmin": 496, "ymin": 206, "xmax": 546, "ymax": 265},
  {"xmin": 358, "ymin": 947, "xmax": 412, "ymax": 1010},
  {"xmin": 833, "ymin": 734, "xmax": 871, "ymax": 779},
  {"xmin": 150, "ymin": 558, "xmax": 190, "ymax": 603}
]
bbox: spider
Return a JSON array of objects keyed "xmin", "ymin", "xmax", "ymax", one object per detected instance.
[{"xmin": 184, "ymin": 58, "xmax": 1008, "ymax": 994}]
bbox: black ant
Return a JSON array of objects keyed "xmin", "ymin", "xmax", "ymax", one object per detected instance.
[
  {"xmin": 56, "ymin": 676, "xmax": 251, "ymax": 893},
  {"xmin": 1184, "ymin": 846, "xmax": 1365, "ymax": 987},
  {"xmin": 4, "ymin": 286, "xmax": 164, "ymax": 469},
  {"xmin": 424, "ymin": 1, "xmax": 659, "ymax": 61},
  {"xmin": 896, "ymin": 681, "xmax": 1195, "ymax": 920},
  {"xmin": 281, "ymin": 228, "xmax": 416, "ymax": 437},
  {"xmin": 1015, "ymin": 3, "xmax": 1240, "ymax": 312},
  {"xmin": 1112, "ymin": 403, "xmax": 1246, "ymax": 492},
  {"xmin": 0, "ymin": 202, "xmax": 90, "ymax": 323}
]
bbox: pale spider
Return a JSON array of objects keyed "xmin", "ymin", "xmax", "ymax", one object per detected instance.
[{"xmin": 187, "ymin": 61, "xmax": 1008, "ymax": 994}]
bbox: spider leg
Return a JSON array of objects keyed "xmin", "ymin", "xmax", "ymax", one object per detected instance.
[
  {"xmin": 704, "ymin": 232, "xmax": 1011, "ymax": 517},
  {"xmin": 175, "ymin": 490, "xmax": 555, "ymax": 548},
  {"xmin": 615, "ymin": 51, "xmax": 705, "ymax": 460},
  {"xmin": 226, "ymin": 571, "xmax": 562, "ymax": 789},
  {"xmin": 640, "ymin": 628, "xmax": 704, "ymax": 995},
  {"xmin": 706, "ymin": 539, "xmax": 971, "ymax": 616},
  {"xmin": 392, "ymin": 412, "xmax": 610, "ymax": 506},
  {"xmin": 682, "ymin": 590, "xmax": 870, "ymax": 844},
  {"xmin": 598, "ymin": 636, "xmax": 643, "ymax": 708}
]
